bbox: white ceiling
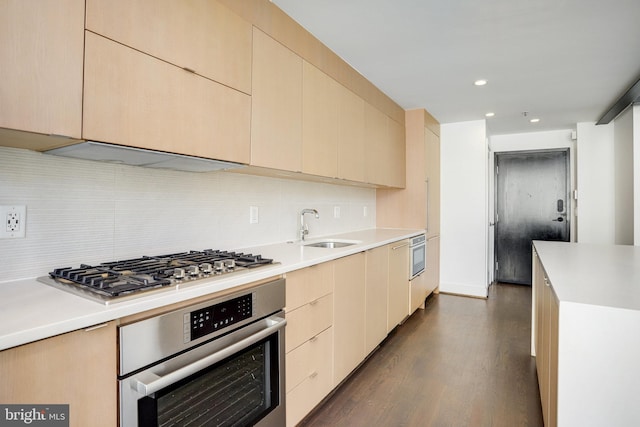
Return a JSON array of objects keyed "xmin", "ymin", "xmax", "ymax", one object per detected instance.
[{"xmin": 271, "ymin": 0, "xmax": 640, "ymax": 136}]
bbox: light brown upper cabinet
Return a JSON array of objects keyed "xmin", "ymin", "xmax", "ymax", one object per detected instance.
[
  {"xmin": 85, "ymin": 0, "xmax": 252, "ymax": 94},
  {"xmin": 364, "ymin": 103, "xmax": 388, "ymax": 186},
  {"xmin": 302, "ymin": 62, "xmax": 339, "ymax": 178},
  {"xmin": 387, "ymin": 117, "xmax": 407, "ymax": 188},
  {"xmin": 364, "ymin": 104, "xmax": 406, "ymax": 188},
  {"xmin": 337, "ymin": 87, "xmax": 366, "ymax": 183},
  {"xmin": 83, "ymin": 32, "xmax": 251, "ymax": 163},
  {"xmin": 251, "ymin": 29, "xmax": 303, "ymax": 172},
  {"xmin": 0, "ymin": 0, "xmax": 84, "ymax": 142}
]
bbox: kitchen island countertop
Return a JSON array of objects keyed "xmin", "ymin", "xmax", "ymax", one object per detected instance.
[
  {"xmin": 532, "ymin": 240, "xmax": 640, "ymax": 426},
  {"xmin": 0, "ymin": 228, "xmax": 423, "ymax": 351}
]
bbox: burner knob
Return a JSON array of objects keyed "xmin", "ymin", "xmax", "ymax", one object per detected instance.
[
  {"xmin": 187, "ymin": 265, "xmax": 199, "ymax": 276},
  {"xmin": 200, "ymin": 263, "xmax": 213, "ymax": 274},
  {"xmin": 213, "ymin": 260, "xmax": 225, "ymax": 272},
  {"xmin": 173, "ymin": 268, "xmax": 186, "ymax": 280},
  {"xmin": 224, "ymin": 259, "xmax": 236, "ymax": 270}
]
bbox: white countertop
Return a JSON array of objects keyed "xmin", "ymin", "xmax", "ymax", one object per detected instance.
[
  {"xmin": 533, "ymin": 240, "xmax": 640, "ymax": 311},
  {"xmin": 0, "ymin": 228, "xmax": 423, "ymax": 351}
]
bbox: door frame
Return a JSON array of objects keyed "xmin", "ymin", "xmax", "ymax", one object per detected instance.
[{"xmin": 488, "ymin": 147, "xmax": 576, "ymax": 285}]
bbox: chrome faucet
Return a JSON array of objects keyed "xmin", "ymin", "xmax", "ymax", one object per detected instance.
[{"xmin": 300, "ymin": 209, "xmax": 319, "ymax": 241}]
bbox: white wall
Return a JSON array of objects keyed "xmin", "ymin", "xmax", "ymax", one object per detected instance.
[
  {"xmin": 488, "ymin": 129, "xmax": 576, "ymax": 283},
  {"xmin": 613, "ymin": 107, "xmax": 634, "ymax": 244},
  {"xmin": 576, "ymin": 122, "xmax": 615, "ymax": 244},
  {"xmin": 440, "ymin": 120, "xmax": 488, "ymax": 297},
  {"xmin": 0, "ymin": 147, "xmax": 376, "ymax": 282}
]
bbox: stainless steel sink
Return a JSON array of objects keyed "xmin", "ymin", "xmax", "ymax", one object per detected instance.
[
  {"xmin": 304, "ymin": 241, "xmax": 356, "ymax": 248},
  {"xmin": 303, "ymin": 239, "xmax": 360, "ymax": 249}
]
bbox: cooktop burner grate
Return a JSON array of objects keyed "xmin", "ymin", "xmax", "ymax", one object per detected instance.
[{"xmin": 46, "ymin": 250, "xmax": 274, "ymax": 300}]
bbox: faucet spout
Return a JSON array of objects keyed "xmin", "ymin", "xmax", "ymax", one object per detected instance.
[{"xmin": 300, "ymin": 209, "xmax": 319, "ymax": 241}]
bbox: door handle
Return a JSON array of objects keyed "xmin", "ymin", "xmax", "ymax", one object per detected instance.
[
  {"xmin": 132, "ymin": 316, "xmax": 286, "ymax": 396},
  {"xmin": 552, "ymin": 217, "xmax": 564, "ymax": 222}
]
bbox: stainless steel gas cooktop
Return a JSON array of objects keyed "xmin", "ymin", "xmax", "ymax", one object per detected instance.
[{"xmin": 38, "ymin": 249, "xmax": 275, "ymax": 305}]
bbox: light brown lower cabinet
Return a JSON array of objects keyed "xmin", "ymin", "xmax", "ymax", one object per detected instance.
[
  {"xmin": 409, "ymin": 271, "xmax": 428, "ymax": 313},
  {"xmin": 365, "ymin": 245, "xmax": 390, "ymax": 354},
  {"xmin": 333, "ymin": 253, "xmax": 366, "ymax": 385},
  {"xmin": 285, "ymin": 263, "xmax": 334, "ymax": 427},
  {"xmin": 534, "ymin": 251, "xmax": 559, "ymax": 427},
  {"xmin": 388, "ymin": 239, "xmax": 410, "ymax": 332},
  {"xmin": 0, "ymin": 322, "xmax": 117, "ymax": 427},
  {"xmin": 286, "ymin": 327, "xmax": 333, "ymax": 427}
]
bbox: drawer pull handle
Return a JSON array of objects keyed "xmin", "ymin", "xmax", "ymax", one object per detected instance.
[
  {"xmin": 392, "ymin": 243, "xmax": 409, "ymax": 250},
  {"xmin": 309, "ymin": 371, "xmax": 318, "ymax": 379},
  {"xmin": 310, "ymin": 335, "xmax": 318, "ymax": 342},
  {"xmin": 310, "ymin": 299, "xmax": 319, "ymax": 306},
  {"xmin": 84, "ymin": 322, "xmax": 109, "ymax": 332}
]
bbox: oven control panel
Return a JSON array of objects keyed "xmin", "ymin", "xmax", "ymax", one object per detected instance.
[{"xmin": 186, "ymin": 293, "xmax": 254, "ymax": 342}]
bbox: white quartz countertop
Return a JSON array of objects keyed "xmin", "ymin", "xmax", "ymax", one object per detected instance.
[
  {"xmin": 0, "ymin": 228, "xmax": 423, "ymax": 351},
  {"xmin": 533, "ymin": 240, "xmax": 640, "ymax": 311}
]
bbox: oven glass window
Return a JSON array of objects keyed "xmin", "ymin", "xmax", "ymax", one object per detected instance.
[
  {"xmin": 412, "ymin": 245, "xmax": 426, "ymax": 276},
  {"xmin": 139, "ymin": 337, "xmax": 279, "ymax": 427}
]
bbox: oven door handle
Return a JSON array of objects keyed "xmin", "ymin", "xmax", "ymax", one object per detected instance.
[{"xmin": 132, "ymin": 315, "xmax": 287, "ymax": 396}]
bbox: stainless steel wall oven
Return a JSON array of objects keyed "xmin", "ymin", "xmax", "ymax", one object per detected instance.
[
  {"xmin": 409, "ymin": 234, "xmax": 426, "ymax": 279},
  {"xmin": 119, "ymin": 278, "xmax": 286, "ymax": 427}
]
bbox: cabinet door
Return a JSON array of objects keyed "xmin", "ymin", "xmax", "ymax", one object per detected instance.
[
  {"xmin": 251, "ymin": 29, "xmax": 303, "ymax": 172},
  {"xmin": 364, "ymin": 103, "xmax": 388, "ymax": 186},
  {"xmin": 388, "ymin": 240, "xmax": 410, "ymax": 332},
  {"xmin": 286, "ymin": 327, "xmax": 333, "ymax": 427},
  {"xmin": 425, "ymin": 236, "xmax": 440, "ymax": 295},
  {"xmin": 0, "ymin": 0, "xmax": 83, "ymax": 140},
  {"xmin": 302, "ymin": 62, "xmax": 339, "ymax": 178},
  {"xmin": 285, "ymin": 294, "xmax": 333, "ymax": 353},
  {"xmin": 0, "ymin": 322, "xmax": 117, "ymax": 427},
  {"xmin": 386, "ymin": 117, "xmax": 406, "ymax": 188},
  {"xmin": 548, "ymin": 286, "xmax": 559, "ymax": 427},
  {"xmin": 410, "ymin": 271, "xmax": 427, "ymax": 313},
  {"xmin": 286, "ymin": 263, "xmax": 334, "ymax": 312},
  {"xmin": 337, "ymin": 88, "xmax": 366, "ymax": 182},
  {"xmin": 83, "ymin": 33, "xmax": 251, "ymax": 164},
  {"xmin": 86, "ymin": 0, "xmax": 252, "ymax": 94},
  {"xmin": 365, "ymin": 245, "xmax": 389, "ymax": 354},
  {"xmin": 364, "ymin": 104, "xmax": 405, "ymax": 188},
  {"xmin": 425, "ymin": 128, "xmax": 441, "ymax": 237},
  {"xmin": 333, "ymin": 253, "xmax": 366, "ymax": 384}
]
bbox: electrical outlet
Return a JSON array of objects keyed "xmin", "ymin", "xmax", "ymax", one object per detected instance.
[
  {"xmin": 1, "ymin": 205, "xmax": 26, "ymax": 239},
  {"xmin": 249, "ymin": 206, "xmax": 259, "ymax": 224},
  {"xmin": 333, "ymin": 206, "xmax": 341, "ymax": 219}
]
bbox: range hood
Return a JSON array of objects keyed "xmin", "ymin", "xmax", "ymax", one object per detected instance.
[{"xmin": 44, "ymin": 141, "xmax": 244, "ymax": 172}]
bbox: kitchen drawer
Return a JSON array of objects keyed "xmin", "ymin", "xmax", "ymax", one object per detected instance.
[
  {"xmin": 285, "ymin": 293, "xmax": 333, "ymax": 353},
  {"xmin": 285, "ymin": 262, "xmax": 333, "ymax": 312},
  {"xmin": 286, "ymin": 332, "xmax": 333, "ymax": 427},
  {"xmin": 285, "ymin": 326, "xmax": 333, "ymax": 393}
]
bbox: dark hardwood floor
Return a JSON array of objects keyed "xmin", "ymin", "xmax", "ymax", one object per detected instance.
[{"xmin": 298, "ymin": 283, "xmax": 543, "ymax": 427}]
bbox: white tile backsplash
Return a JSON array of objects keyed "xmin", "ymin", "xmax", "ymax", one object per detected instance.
[{"xmin": 0, "ymin": 147, "xmax": 376, "ymax": 281}]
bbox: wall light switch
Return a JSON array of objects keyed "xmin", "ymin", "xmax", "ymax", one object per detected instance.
[
  {"xmin": 333, "ymin": 206, "xmax": 341, "ymax": 219},
  {"xmin": 363, "ymin": 206, "xmax": 368, "ymax": 217},
  {"xmin": 249, "ymin": 206, "xmax": 259, "ymax": 224}
]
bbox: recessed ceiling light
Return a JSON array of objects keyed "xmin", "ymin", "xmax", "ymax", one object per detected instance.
[
  {"xmin": 530, "ymin": 118, "xmax": 540, "ymax": 123},
  {"xmin": 485, "ymin": 112, "xmax": 495, "ymax": 117},
  {"xmin": 474, "ymin": 79, "xmax": 488, "ymax": 86}
]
